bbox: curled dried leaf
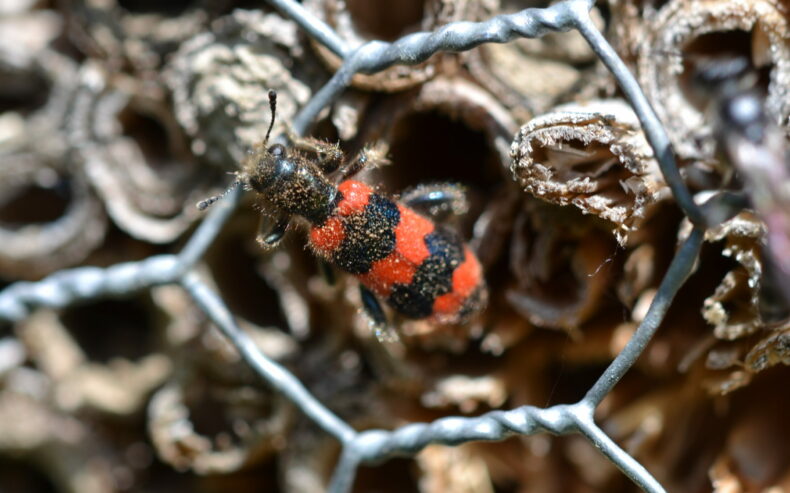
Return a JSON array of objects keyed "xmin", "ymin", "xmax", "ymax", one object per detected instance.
[
  {"xmin": 510, "ymin": 99, "xmax": 666, "ymax": 245},
  {"xmin": 0, "ymin": 51, "xmax": 107, "ymax": 278},
  {"xmin": 0, "ymin": 152, "xmax": 106, "ymax": 279},
  {"xmin": 702, "ymin": 313, "xmax": 789, "ymax": 395},
  {"xmin": 637, "ymin": 0, "xmax": 790, "ymax": 159},
  {"xmin": 744, "ymin": 323, "xmax": 790, "ymax": 373},
  {"xmin": 506, "ymin": 200, "xmax": 617, "ymax": 332},
  {"xmin": 69, "ymin": 62, "xmax": 204, "ymax": 243},
  {"xmin": 702, "ymin": 211, "xmax": 766, "ymax": 340},
  {"xmin": 148, "ymin": 377, "xmax": 293, "ymax": 474},
  {"xmin": 167, "ymin": 10, "xmax": 315, "ymax": 167}
]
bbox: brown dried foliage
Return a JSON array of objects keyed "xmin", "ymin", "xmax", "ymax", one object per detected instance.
[{"xmin": 0, "ymin": 0, "xmax": 788, "ymax": 492}]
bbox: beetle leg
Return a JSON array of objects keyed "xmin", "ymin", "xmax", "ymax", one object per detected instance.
[
  {"xmin": 317, "ymin": 258, "xmax": 336, "ymax": 286},
  {"xmin": 400, "ymin": 183, "xmax": 469, "ymax": 223},
  {"xmin": 359, "ymin": 285, "xmax": 399, "ymax": 342},
  {"xmin": 286, "ymin": 127, "xmax": 344, "ymax": 173},
  {"xmin": 341, "ymin": 142, "xmax": 391, "ymax": 180},
  {"xmin": 256, "ymin": 213, "xmax": 291, "ymax": 249}
]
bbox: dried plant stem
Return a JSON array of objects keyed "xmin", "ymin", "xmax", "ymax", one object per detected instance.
[
  {"xmin": 584, "ymin": 226, "xmax": 705, "ymax": 405},
  {"xmin": 571, "ymin": 8, "xmax": 706, "ymax": 228},
  {"xmin": 0, "ymin": 0, "xmax": 725, "ymax": 491},
  {"xmin": 181, "ymin": 272, "xmax": 357, "ymax": 444}
]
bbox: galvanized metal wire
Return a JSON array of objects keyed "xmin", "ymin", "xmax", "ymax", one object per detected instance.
[{"xmin": 0, "ymin": 0, "xmax": 725, "ymax": 491}]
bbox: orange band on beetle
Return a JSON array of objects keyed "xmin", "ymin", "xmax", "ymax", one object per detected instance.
[
  {"xmin": 432, "ymin": 292, "xmax": 463, "ymax": 318},
  {"xmin": 451, "ymin": 248, "xmax": 481, "ymax": 298},
  {"xmin": 361, "ymin": 253, "xmax": 418, "ymax": 296},
  {"xmin": 394, "ymin": 205, "xmax": 434, "ymax": 265},
  {"xmin": 337, "ymin": 180, "xmax": 372, "ymax": 216},
  {"xmin": 310, "ymin": 216, "xmax": 344, "ymax": 255}
]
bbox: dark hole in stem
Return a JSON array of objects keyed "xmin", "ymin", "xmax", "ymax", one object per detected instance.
[
  {"xmin": 205, "ymin": 222, "xmax": 288, "ymax": 329},
  {"xmin": 346, "ymin": 0, "xmax": 425, "ymax": 42},
  {"xmin": 385, "ymin": 110, "xmax": 501, "ymax": 192},
  {"xmin": 184, "ymin": 381, "xmax": 274, "ymax": 450},
  {"xmin": 681, "ymin": 30, "xmax": 773, "ymax": 107},
  {"xmin": 0, "ymin": 458, "xmax": 57, "ymax": 493},
  {"xmin": 60, "ymin": 295, "xmax": 158, "ymax": 363},
  {"xmin": 117, "ymin": 0, "xmax": 193, "ymax": 15},
  {"xmin": 119, "ymin": 106, "xmax": 176, "ymax": 170},
  {"xmin": 0, "ymin": 69, "xmax": 51, "ymax": 114},
  {"xmin": 0, "ymin": 178, "xmax": 72, "ymax": 227},
  {"xmin": 354, "ymin": 457, "xmax": 420, "ymax": 493}
]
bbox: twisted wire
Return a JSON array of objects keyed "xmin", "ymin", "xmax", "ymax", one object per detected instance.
[
  {"xmin": 584, "ymin": 227, "xmax": 705, "ymax": 405},
  {"xmin": 181, "ymin": 272, "xmax": 357, "ymax": 443},
  {"xmin": 0, "ymin": 256, "xmax": 180, "ymax": 321},
  {"xmin": 289, "ymin": 0, "xmax": 704, "ymax": 226},
  {"xmin": 294, "ymin": 0, "xmax": 591, "ymax": 133}
]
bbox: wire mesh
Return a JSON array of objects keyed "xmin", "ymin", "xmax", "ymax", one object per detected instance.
[{"xmin": 0, "ymin": 0, "xmax": 751, "ymax": 491}]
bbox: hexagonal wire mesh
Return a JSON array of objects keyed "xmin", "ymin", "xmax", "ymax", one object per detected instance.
[{"xmin": 0, "ymin": 0, "xmax": 779, "ymax": 491}]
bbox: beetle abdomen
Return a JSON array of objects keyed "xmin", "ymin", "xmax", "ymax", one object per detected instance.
[{"xmin": 310, "ymin": 180, "xmax": 486, "ymax": 324}]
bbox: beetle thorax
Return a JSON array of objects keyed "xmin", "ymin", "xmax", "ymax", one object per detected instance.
[{"xmin": 247, "ymin": 149, "xmax": 337, "ymax": 224}]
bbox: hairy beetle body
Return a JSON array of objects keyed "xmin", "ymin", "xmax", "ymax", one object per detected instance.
[
  {"xmin": 309, "ymin": 180, "xmax": 486, "ymax": 324},
  {"xmin": 198, "ymin": 90, "xmax": 486, "ymax": 329}
]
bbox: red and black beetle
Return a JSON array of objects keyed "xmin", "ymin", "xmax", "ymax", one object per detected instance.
[{"xmin": 199, "ymin": 91, "xmax": 487, "ymax": 333}]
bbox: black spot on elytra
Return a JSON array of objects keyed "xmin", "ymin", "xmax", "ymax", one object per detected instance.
[
  {"xmin": 333, "ymin": 194, "xmax": 400, "ymax": 274},
  {"xmin": 388, "ymin": 284, "xmax": 434, "ymax": 319},
  {"xmin": 387, "ymin": 227, "xmax": 465, "ymax": 319}
]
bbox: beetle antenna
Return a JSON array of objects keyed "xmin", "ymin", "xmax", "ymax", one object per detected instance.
[
  {"xmin": 263, "ymin": 90, "xmax": 277, "ymax": 146},
  {"xmin": 197, "ymin": 180, "xmax": 241, "ymax": 211},
  {"xmin": 199, "ymin": 91, "xmax": 276, "ymax": 212}
]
